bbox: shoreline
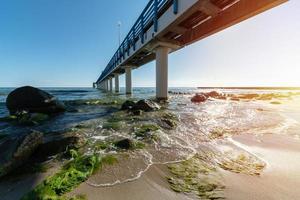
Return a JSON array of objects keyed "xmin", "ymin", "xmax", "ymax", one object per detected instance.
[
  {"xmin": 70, "ymin": 164, "xmax": 193, "ymax": 200},
  {"xmin": 224, "ymin": 133, "xmax": 300, "ymax": 200}
]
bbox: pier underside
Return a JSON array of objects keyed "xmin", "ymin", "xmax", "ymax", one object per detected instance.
[{"xmin": 96, "ymin": 0, "xmax": 288, "ymax": 99}]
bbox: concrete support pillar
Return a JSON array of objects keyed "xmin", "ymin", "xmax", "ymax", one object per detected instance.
[
  {"xmin": 114, "ymin": 74, "xmax": 120, "ymax": 93},
  {"xmin": 125, "ymin": 67, "xmax": 132, "ymax": 94},
  {"xmin": 155, "ymin": 46, "xmax": 170, "ymax": 100},
  {"xmin": 105, "ymin": 80, "xmax": 109, "ymax": 91},
  {"xmin": 109, "ymin": 77, "xmax": 113, "ymax": 92}
]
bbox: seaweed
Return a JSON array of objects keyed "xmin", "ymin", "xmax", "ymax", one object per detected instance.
[
  {"xmin": 167, "ymin": 154, "xmax": 225, "ymax": 199},
  {"xmin": 21, "ymin": 152, "xmax": 117, "ymax": 200},
  {"xmin": 102, "ymin": 121, "xmax": 122, "ymax": 131},
  {"xmin": 134, "ymin": 124, "xmax": 160, "ymax": 142}
]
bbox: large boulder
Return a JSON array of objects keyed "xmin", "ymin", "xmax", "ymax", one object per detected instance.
[
  {"xmin": 121, "ymin": 100, "xmax": 136, "ymax": 110},
  {"xmin": 191, "ymin": 94, "xmax": 207, "ymax": 103},
  {"xmin": 32, "ymin": 135, "xmax": 85, "ymax": 161},
  {"xmin": 0, "ymin": 131, "xmax": 43, "ymax": 177},
  {"xmin": 133, "ymin": 99, "xmax": 161, "ymax": 112},
  {"xmin": 6, "ymin": 86, "xmax": 65, "ymax": 115}
]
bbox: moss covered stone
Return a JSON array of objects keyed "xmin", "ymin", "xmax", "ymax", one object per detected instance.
[
  {"xmin": 22, "ymin": 152, "xmax": 117, "ymax": 200},
  {"xmin": 102, "ymin": 121, "xmax": 122, "ymax": 131},
  {"xmin": 218, "ymin": 153, "xmax": 265, "ymax": 176},
  {"xmin": 167, "ymin": 154, "xmax": 225, "ymax": 199},
  {"xmin": 134, "ymin": 124, "xmax": 160, "ymax": 142}
]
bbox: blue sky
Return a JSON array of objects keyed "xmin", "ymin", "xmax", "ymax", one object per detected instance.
[{"xmin": 0, "ymin": 0, "xmax": 299, "ymax": 87}]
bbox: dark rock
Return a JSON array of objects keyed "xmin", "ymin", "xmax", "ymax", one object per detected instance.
[
  {"xmin": 114, "ymin": 138, "xmax": 134, "ymax": 150},
  {"xmin": 121, "ymin": 100, "xmax": 136, "ymax": 110},
  {"xmin": 203, "ymin": 91, "xmax": 220, "ymax": 98},
  {"xmin": 161, "ymin": 118, "xmax": 177, "ymax": 129},
  {"xmin": 33, "ymin": 135, "xmax": 85, "ymax": 161},
  {"xmin": 6, "ymin": 86, "xmax": 65, "ymax": 115},
  {"xmin": 132, "ymin": 110, "xmax": 143, "ymax": 116},
  {"xmin": 0, "ymin": 131, "xmax": 43, "ymax": 177},
  {"xmin": 133, "ymin": 99, "xmax": 161, "ymax": 112},
  {"xmin": 191, "ymin": 94, "xmax": 207, "ymax": 103}
]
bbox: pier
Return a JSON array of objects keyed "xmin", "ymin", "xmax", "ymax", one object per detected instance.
[{"xmin": 95, "ymin": 0, "xmax": 287, "ymax": 99}]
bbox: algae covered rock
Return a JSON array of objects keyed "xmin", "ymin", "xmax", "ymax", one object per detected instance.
[
  {"xmin": 121, "ymin": 99, "xmax": 160, "ymax": 112},
  {"xmin": 114, "ymin": 138, "xmax": 134, "ymax": 150},
  {"xmin": 121, "ymin": 100, "xmax": 136, "ymax": 110},
  {"xmin": 33, "ymin": 135, "xmax": 86, "ymax": 161},
  {"xmin": 133, "ymin": 99, "xmax": 161, "ymax": 112},
  {"xmin": 0, "ymin": 131, "xmax": 43, "ymax": 177},
  {"xmin": 191, "ymin": 94, "xmax": 207, "ymax": 103},
  {"xmin": 0, "ymin": 112, "xmax": 50, "ymax": 126},
  {"xmin": 6, "ymin": 86, "xmax": 65, "ymax": 115}
]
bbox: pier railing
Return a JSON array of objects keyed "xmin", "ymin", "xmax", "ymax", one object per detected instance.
[{"xmin": 97, "ymin": 0, "xmax": 178, "ymax": 83}]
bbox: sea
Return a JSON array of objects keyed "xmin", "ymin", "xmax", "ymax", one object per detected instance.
[{"xmin": 1, "ymin": 87, "xmax": 300, "ymax": 186}]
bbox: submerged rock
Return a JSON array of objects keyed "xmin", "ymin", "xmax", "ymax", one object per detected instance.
[
  {"xmin": 121, "ymin": 100, "xmax": 136, "ymax": 110},
  {"xmin": 0, "ymin": 131, "xmax": 43, "ymax": 177},
  {"xmin": 121, "ymin": 99, "xmax": 160, "ymax": 112},
  {"xmin": 33, "ymin": 135, "xmax": 85, "ymax": 161},
  {"xmin": 191, "ymin": 94, "xmax": 207, "ymax": 103},
  {"xmin": 114, "ymin": 138, "xmax": 134, "ymax": 150},
  {"xmin": 132, "ymin": 110, "xmax": 143, "ymax": 116},
  {"xmin": 203, "ymin": 91, "xmax": 220, "ymax": 98},
  {"xmin": 133, "ymin": 99, "xmax": 161, "ymax": 112},
  {"xmin": 6, "ymin": 86, "xmax": 65, "ymax": 115},
  {"xmin": 0, "ymin": 112, "xmax": 50, "ymax": 126}
]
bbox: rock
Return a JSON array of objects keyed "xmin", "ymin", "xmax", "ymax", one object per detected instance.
[
  {"xmin": 161, "ymin": 118, "xmax": 177, "ymax": 129},
  {"xmin": 133, "ymin": 99, "xmax": 161, "ymax": 112},
  {"xmin": 121, "ymin": 100, "xmax": 136, "ymax": 110},
  {"xmin": 191, "ymin": 94, "xmax": 207, "ymax": 103},
  {"xmin": 6, "ymin": 86, "xmax": 65, "ymax": 115},
  {"xmin": 203, "ymin": 91, "xmax": 220, "ymax": 98},
  {"xmin": 114, "ymin": 138, "xmax": 134, "ymax": 150},
  {"xmin": 230, "ymin": 97, "xmax": 240, "ymax": 101},
  {"xmin": 0, "ymin": 131, "xmax": 43, "ymax": 177},
  {"xmin": 132, "ymin": 110, "xmax": 143, "ymax": 116},
  {"xmin": 32, "ymin": 135, "xmax": 85, "ymax": 161}
]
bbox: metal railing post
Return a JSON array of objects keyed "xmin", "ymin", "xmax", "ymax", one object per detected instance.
[
  {"xmin": 173, "ymin": 0, "xmax": 178, "ymax": 14},
  {"xmin": 141, "ymin": 15, "xmax": 144, "ymax": 44},
  {"xmin": 154, "ymin": 0, "xmax": 158, "ymax": 32},
  {"xmin": 133, "ymin": 27, "xmax": 136, "ymax": 51}
]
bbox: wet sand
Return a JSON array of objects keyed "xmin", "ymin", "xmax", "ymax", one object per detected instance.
[
  {"xmin": 70, "ymin": 133, "xmax": 300, "ymax": 200},
  {"xmin": 224, "ymin": 133, "xmax": 300, "ymax": 200},
  {"xmin": 70, "ymin": 164, "xmax": 194, "ymax": 200}
]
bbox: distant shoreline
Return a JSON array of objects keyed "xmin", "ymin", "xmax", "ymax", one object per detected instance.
[{"xmin": 197, "ymin": 87, "xmax": 300, "ymax": 90}]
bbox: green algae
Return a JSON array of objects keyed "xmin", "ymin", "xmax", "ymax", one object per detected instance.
[
  {"xmin": 67, "ymin": 98, "xmax": 126, "ymax": 107},
  {"xmin": 94, "ymin": 141, "xmax": 112, "ymax": 151},
  {"xmin": 134, "ymin": 124, "xmax": 160, "ymax": 142},
  {"xmin": 218, "ymin": 153, "xmax": 265, "ymax": 176},
  {"xmin": 22, "ymin": 152, "xmax": 117, "ymax": 200},
  {"xmin": 167, "ymin": 154, "xmax": 225, "ymax": 199},
  {"xmin": 102, "ymin": 121, "xmax": 122, "ymax": 131},
  {"xmin": 270, "ymin": 101, "xmax": 281, "ymax": 105},
  {"xmin": 94, "ymin": 138, "xmax": 146, "ymax": 152},
  {"xmin": 0, "ymin": 113, "xmax": 49, "ymax": 126}
]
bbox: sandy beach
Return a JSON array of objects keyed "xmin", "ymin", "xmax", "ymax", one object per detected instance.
[
  {"xmin": 224, "ymin": 133, "xmax": 300, "ymax": 200},
  {"xmin": 67, "ymin": 133, "xmax": 300, "ymax": 200}
]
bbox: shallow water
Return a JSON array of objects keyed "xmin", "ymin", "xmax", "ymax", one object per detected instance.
[{"xmin": 1, "ymin": 87, "xmax": 300, "ymax": 188}]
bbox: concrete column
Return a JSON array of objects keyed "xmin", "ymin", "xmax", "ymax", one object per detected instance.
[
  {"xmin": 125, "ymin": 67, "xmax": 132, "ymax": 94},
  {"xmin": 109, "ymin": 77, "xmax": 113, "ymax": 92},
  {"xmin": 105, "ymin": 80, "xmax": 109, "ymax": 91},
  {"xmin": 114, "ymin": 74, "xmax": 120, "ymax": 93},
  {"xmin": 156, "ymin": 46, "xmax": 170, "ymax": 100}
]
